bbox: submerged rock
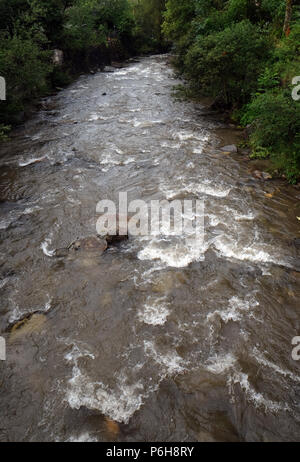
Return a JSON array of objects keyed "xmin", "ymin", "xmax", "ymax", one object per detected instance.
[
  {"xmin": 9, "ymin": 313, "xmax": 47, "ymax": 342},
  {"xmin": 54, "ymin": 248, "xmax": 69, "ymax": 258},
  {"xmin": 55, "ymin": 230, "xmax": 126, "ymax": 260}
]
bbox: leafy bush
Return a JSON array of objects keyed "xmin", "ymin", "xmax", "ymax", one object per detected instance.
[
  {"xmin": 132, "ymin": 0, "xmax": 168, "ymax": 54},
  {"xmin": 0, "ymin": 34, "xmax": 52, "ymax": 122},
  {"xmin": 184, "ymin": 21, "xmax": 271, "ymax": 107},
  {"xmin": 241, "ymin": 85, "xmax": 300, "ymax": 183}
]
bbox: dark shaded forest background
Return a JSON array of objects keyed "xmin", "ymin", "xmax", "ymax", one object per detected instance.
[{"xmin": 0, "ymin": 0, "xmax": 299, "ymax": 181}]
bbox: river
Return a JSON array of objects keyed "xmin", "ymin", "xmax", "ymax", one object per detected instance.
[{"xmin": 0, "ymin": 55, "xmax": 299, "ymax": 442}]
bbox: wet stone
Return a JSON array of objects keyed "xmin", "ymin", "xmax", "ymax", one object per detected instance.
[
  {"xmin": 69, "ymin": 236, "xmax": 108, "ymax": 254},
  {"xmin": 220, "ymin": 144, "xmax": 238, "ymax": 153}
]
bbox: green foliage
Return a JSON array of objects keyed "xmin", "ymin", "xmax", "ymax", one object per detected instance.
[
  {"xmin": 130, "ymin": 0, "xmax": 167, "ymax": 54},
  {"xmin": 184, "ymin": 20, "xmax": 271, "ymax": 106},
  {"xmin": 64, "ymin": 0, "xmax": 107, "ymax": 51},
  {"xmin": 163, "ymin": 0, "xmax": 300, "ymax": 182},
  {"xmin": 64, "ymin": 0, "xmax": 135, "ymax": 51},
  {"xmin": 0, "ymin": 0, "xmax": 140, "ymax": 126},
  {"xmin": 0, "ymin": 34, "xmax": 51, "ymax": 121},
  {"xmin": 242, "ymin": 88, "xmax": 300, "ymax": 182},
  {"xmin": 162, "ymin": 0, "xmax": 195, "ymax": 42}
]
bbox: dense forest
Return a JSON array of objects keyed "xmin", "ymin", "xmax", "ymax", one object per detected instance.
[
  {"xmin": 163, "ymin": 0, "xmax": 300, "ymax": 182},
  {"xmin": 0, "ymin": 0, "xmax": 299, "ymax": 181}
]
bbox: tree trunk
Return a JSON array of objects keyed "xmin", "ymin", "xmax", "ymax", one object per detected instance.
[{"xmin": 283, "ymin": 0, "xmax": 293, "ymax": 36}]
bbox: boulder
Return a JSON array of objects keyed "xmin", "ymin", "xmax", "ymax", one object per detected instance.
[
  {"xmin": 69, "ymin": 236, "xmax": 108, "ymax": 254},
  {"xmin": 262, "ymin": 172, "xmax": 273, "ymax": 180},
  {"xmin": 252, "ymin": 170, "xmax": 272, "ymax": 180},
  {"xmin": 220, "ymin": 144, "xmax": 238, "ymax": 153}
]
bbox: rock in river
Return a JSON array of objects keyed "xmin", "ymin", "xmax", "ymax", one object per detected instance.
[
  {"xmin": 220, "ymin": 144, "xmax": 238, "ymax": 153},
  {"xmin": 69, "ymin": 236, "xmax": 108, "ymax": 254}
]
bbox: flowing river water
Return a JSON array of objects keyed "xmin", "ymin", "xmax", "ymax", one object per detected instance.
[{"xmin": 0, "ymin": 55, "xmax": 300, "ymax": 442}]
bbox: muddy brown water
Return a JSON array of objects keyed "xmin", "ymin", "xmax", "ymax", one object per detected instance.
[{"xmin": 0, "ymin": 55, "xmax": 299, "ymax": 442}]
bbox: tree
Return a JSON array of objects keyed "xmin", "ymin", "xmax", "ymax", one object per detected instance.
[
  {"xmin": 283, "ymin": 0, "xmax": 293, "ymax": 36},
  {"xmin": 131, "ymin": 0, "xmax": 167, "ymax": 52}
]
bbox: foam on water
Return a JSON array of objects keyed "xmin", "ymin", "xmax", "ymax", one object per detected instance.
[
  {"xmin": 193, "ymin": 145, "xmax": 207, "ymax": 155},
  {"xmin": 138, "ymin": 236, "xmax": 209, "ymax": 268},
  {"xmin": 19, "ymin": 156, "xmax": 46, "ymax": 167},
  {"xmin": 9, "ymin": 304, "xmax": 22, "ymax": 324},
  {"xmin": 184, "ymin": 181, "xmax": 231, "ymax": 198},
  {"xmin": 67, "ymin": 433, "xmax": 98, "ymax": 442},
  {"xmin": 144, "ymin": 340, "xmax": 185, "ymax": 375},
  {"xmin": 65, "ymin": 334, "xmax": 187, "ymax": 424},
  {"xmin": 23, "ymin": 206, "xmax": 42, "ymax": 215},
  {"xmin": 88, "ymin": 114, "xmax": 101, "ymax": 122},
  {"xmin": 213, "ymin": 234, "xmax": 291, "ymax": 268},
  {"xmin": 174, "ymin": 130, "xmax": 209, "ymax": 143},
  {"xmin": 132, "ymin": 264, "xmax": 167, "ymax": 288},
  {"xmin": 228, "ymin": 371, "xmax": 290, "ymax": 413},
  {"xmin": 161, "ymin": 180, "xmax": 231, "ymax": 200},
  {"xmin": 205, "ymin": 353, "xmax": 237, "ymax": 375},
  {"xmin": 41, "ymin": 237, "xmax": 55, "ymax": 257},
  {"xmin": 65, "ymin": 343, "xmax": 155, "ymax": 424},
  {"xmin": 252, "ymin": 348, "xmax": 300, "ymax": 383},
  {"xmin": 138, "ymin": 297, "xmax": 170, "ymax": 326},
  {"xmin": 8, "ymin": 297, "xmax": 52, "ymax": 324},
  {"xmin": 161, "ymin": 141, "xmax": 182, "ymax": 149},
  {"xmin": 132, "ymin": 119, "xmax": 164, "ymax": 128},
  {"xmin": 206, "ymin": 296, "xmax": 259, "ymax": 325}
]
